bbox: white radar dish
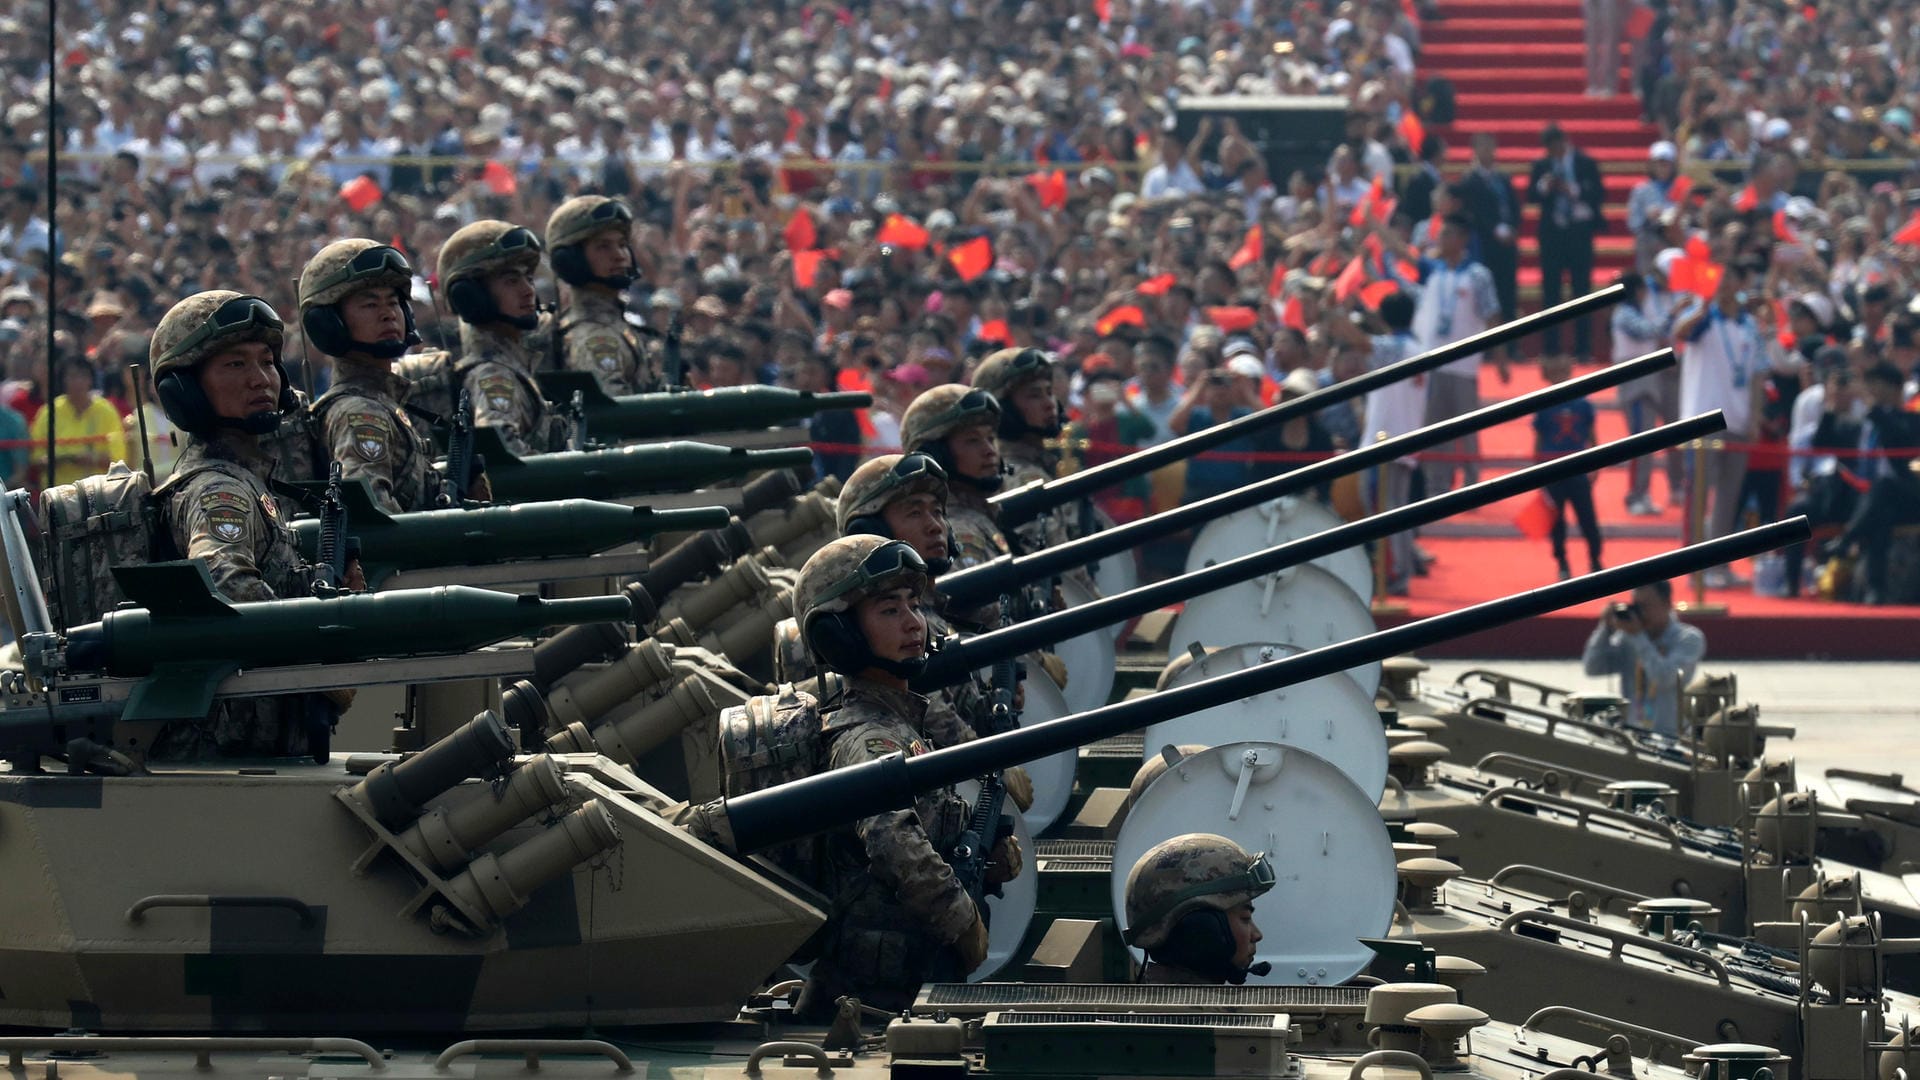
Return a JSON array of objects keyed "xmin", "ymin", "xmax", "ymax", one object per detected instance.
[
  {"xmin": 1186, "ymin": 497, "xmax": 1373, "ymax": 605},
  {"xmin": 1145, "ymin": 643, "xmax": 1388, "ymax": 800},
  {"xmin": 1167, "ymin": 562, "xmax": 1380, "ymax": 696},
  {"xmin": 956, "ymin": 778, "xmax": 1038, "ymax": 982},
  {"xmin": 1111, "ymin": 741, "xmax": 1397, "ymax": 986},
  {"xmin": 1049, "ymin": 575, "xmax": 1117, "ymax": 715},
  {"xmin": 1093, "ymin": 549, "xmax": 1141, "ymax": 640},
  {"xmin": 1013, "ymin": 661, "xmax": 1075, "ymax": 835}
]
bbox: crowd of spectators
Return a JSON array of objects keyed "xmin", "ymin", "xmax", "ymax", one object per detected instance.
[{"xmin": 0, "ymin": 0, "xmax": 1917, "ymax": 601}]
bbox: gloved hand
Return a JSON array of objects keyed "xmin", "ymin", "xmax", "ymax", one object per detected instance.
[
  {"xmin": 955, "ymin": 910, "xmax": 991, "ymax": 974},
  {"xmin": 1003, "ymin": 765, "xmax": 1034, "ymax": 812},
  {"xmin": 1037, "ymin": 651, "xmax": 1069, "ymax": 690},
  {"xmin": 323, "ymin": 687, "xmax": 357, "ymax": 712},
  {"xmin": 344, "ymin": 558, "xmax": 368, "ymax": 593},
  {"xmin": 987, "ymin": 834, "xmax": 1024, "ymax": 885}
]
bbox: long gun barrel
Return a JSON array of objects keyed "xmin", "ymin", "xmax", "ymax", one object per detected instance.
[
  {"xmin": 941, "ymin": 346, "xmax": 1674, "ymax": 609},
  {"xmin": 62, "ymin": 585, "xmax": 634, "ymax": 678},
  {"xmin": 460, "ymin": 432, "xmax": 812, "ymax": 504},
  {"xmin": 289, "ymin": 481, "xmax": 729, "ymax": 588},
  {"xmin": 988, "ymin": 285, "xmax": 1624, "ymax": 528},
  {"xmin": 716, "ymin": 517, "xmax": 1809, "ymax": 853},
  {"xmin": 920, "ymin": 410, "xmax": 1724, "ymax": 689},
  {"xmin": 533, "ymin": 375, "xmax": 872, "ymax": 439}
]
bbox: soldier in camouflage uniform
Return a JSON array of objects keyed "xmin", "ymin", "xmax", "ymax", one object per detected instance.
[
  {"xmin": 971, "ymin": 346, "xmax": 1105, "ymax": 595},
  {"xmin": 1122, "ymin": 833, "xmax": 1273, "ymax": 985},
  {"xmin": 832, "ymin": 453, "xmax": 1035, "ymax": 811},
  {"xmin": 790, "ymin": 535, "xmax": 1021, "ymax": 1019},
  {"xmin": 899, "ymin": 384, "xmax": 1010, "ymax": 619},
  {"xmin": 148, "ymin": 291, "xmax": 334, "ymax": 759},
  {"xmin": 546, "ymin": 195, "xmax": 661, "ymax": 395},
  {"xmin": 437, "ymin": 220, "xmax": 563, "ymax": 455},
  {"xmin": 296, "ymin": 239, "xmax": 442, "ymax": 512}
]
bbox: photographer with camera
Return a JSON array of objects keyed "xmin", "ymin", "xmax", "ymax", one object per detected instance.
[{"xmin": 1580, "ymin": 580, "xmax": 1706, "ymax": 737}]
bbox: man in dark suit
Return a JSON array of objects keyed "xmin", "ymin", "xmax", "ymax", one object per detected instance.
[
  {"xmin": 1459, "ymin": 132, "xmax": 1520, "ymax": 359},
  {"xmin": 1400, "ymin": 134, "xmax": 1447, "ymax": 226},
  {"xmin": 1828, "ymin": 362, "xmax": 1920, "ymax": 603},
  {"xmin": 1528, "ymin": 122, "xmax": 1605, "ymax": 361}
]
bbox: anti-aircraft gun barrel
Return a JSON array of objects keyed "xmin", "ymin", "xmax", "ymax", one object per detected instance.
[
  {"xmin": 716, "ymin": 517, "xmax": 1810, "ymax": 853},
  {"xmin": 461, "ymin": 432, "xmax": 812, "ymax": 504},
  {"xmin": 61, "ymin": 582, "xmax": 635, "ymax": 678},
  {"xmin": 940, "ymin": 345, "xmax": 1674, "ymax": 608},
  {"xmin": 534, "ymin": 376, "xmax": 873, "ymax": 439},
  {"xmin": 288, "ymin": 487, "xmax": 729, "ymax": 587},
  {"xmin": 919, "ymin": 410, "xmax": 1726, "ymax": 689},
  {"xmin": 989, "ymin": 284, "xmax": 1624, "ymax": 528}
]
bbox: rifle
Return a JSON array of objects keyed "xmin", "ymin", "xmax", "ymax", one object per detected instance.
[
  {"xmin": 312, "ymin": 462, "xmax": 352, "ymax": 596},
  {"xmin": 441, "ymin": 388, "xmax": 482, "ymax": 505},
  {"xmin": 946, "ymin": 599, "xmax": 1021, "ymax": 906},
  {"xmin": 567, "ymin": 389, "xmax": 590, "ymax": 452}
]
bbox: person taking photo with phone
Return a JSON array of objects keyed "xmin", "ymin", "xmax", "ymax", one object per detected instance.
[{"xmin": 1580, "ymin": 580, "xmax": 1706, "ymax": 738}]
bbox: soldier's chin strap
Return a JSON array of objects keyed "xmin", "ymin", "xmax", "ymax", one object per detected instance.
[
  {"xmin": 866, "ymin": 653, "xmax": 928, "ymax": 681},
  {"xmin": 222, "ymin": 410, "xmax": 285, "ymax": 437},
  {"xmin": 351, "ymin": 336, "xmax": 415, "ymax": 360}
]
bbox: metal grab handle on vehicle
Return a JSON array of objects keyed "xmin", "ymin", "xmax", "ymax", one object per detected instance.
[
  {"xmin": 433, "ymin": 1039, "xmax": 634, "ymax": 1073},
  {"xmin": 1461, "ymin": 696, "xmax": 1640, "ymax": 752},
  {"xmin": 0, "ymin": 1036, "xmax": 385, "ymax": 1071},
  {"xmin": 1487, "ymin": 865, "xmax": 1653, "ymax": 914},
  {"xmin": 1478, "ymin": 787, "xmax": 1683, "ymax": 851},
  {"xmin": 1522, "ymin": 1006, "xmax": 1703, "ymax": 1065},
  {"xmin": 1501, "ymin": 910, "xmax": 1729, "ymax": 987},
  {"xmin": 1454, "ymin": 668, "xmax": 1571, "ymax": 708},
  {"xmin": 747, "ymin": 1041, "xmax": 835, "ymax": 1076},
  {"xmin": 125, "ymin": 894, "xmax": 316, "ymax": 926},
  {"xmin": 1475, "ymin": 752, "xmax": 1625, "ymax": 796},
  {"xmin": 1347, "ymin": 1050, "xmax": 1434, "ymax": 1080}
]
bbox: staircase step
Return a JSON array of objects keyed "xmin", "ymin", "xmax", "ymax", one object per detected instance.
[
  {"xmin": 1518, "ymin": 235, "xmax": 1639, "ymax": 257},
  {"xmin": 1443, "ymin": 143, "xmax": 1654, "ymax": 164},
  {"xmin": 1452, "ymin": 93, "xmax": 1648, "ymax": 122},
  {"xmin": 1435, "ymin": 0, "xmax": 1582, "ymax": 14},
  {"xmin": 1423, "ymin": 41, "xmax": 1586, "ymax": 61},
  {"xmin": 1436, "ymin": 120, "xmax": 1656, "ymax": 150},
  {"xmin": 1440, "ymin": 70, "xmax": 1627, "ymax": 94},
  {"xmin": 1424, "ymin": 18, "xmax": 1585, "ymax": 43}
]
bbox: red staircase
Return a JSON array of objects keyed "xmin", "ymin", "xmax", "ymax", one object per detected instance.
[{"xmin": 1419, "ymin": 0, "xmax": 1658, "ymax": 308}]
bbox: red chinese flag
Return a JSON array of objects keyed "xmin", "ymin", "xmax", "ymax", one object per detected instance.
[
  {"xmin": 1684, "ymin": 233, "xmax": 1712, "ymax": 262},
  {"xmin": 784, "ymin": 209, "xmax": 818, "ymax": 252},
  {"xmin": 977, "ymin": 318, "xmax": 1011, "ymax": 346},
  {"xmin": 1359, "ymin": 280, "xmax": 1400, "ymax": 312},
  {"xmin": 1734, "ymin": 186, "xmax": 1759, "ymax": 212},
  {"xmin": 1893, "ymin": 215, "xmax": 1920, "ymax": 246},
  {"xmin": 1095, "ymin": 305, "xmax": 1147, "ymax": 336},
  {"xmin": 1333, "ymin": 256, "xmax": 1369, "ymax": 303},
  {"xmin": 1772, "ymin": 208, "xmax": 1796, "ymax": 245},
  {"xmin": 1774, "ymin": 299, "xmax": 1795, "ymax": 349},
  {"xmin": 481, "ymin": 160, "xmax": 517, "ymax": 196},
  {"xmin": 339, "ymin": 174, "xmax": 382, "ymax": 212},
  {"xmin": 837, "ymin": 366, "xmax": 878, "ymax": 441},
  {"xmin": 1350, "ymin": 176, "xmax": 1384, "ymax": 227},
  {"xmin": 792, "ymin": 248, "xmax": 827, "ymax": 289},
  {"xmin": 1667, "ymin": 174, "xmax": 1693, "ymax": 203},
  {"xmin": 947, "ymin": 235, "xmax": 993, "ymax": 281},
  {"xmin": 1228, "ymin": 225, "xmax": 1263, "ymax": 270},
  {"xmin": 1511, "ymin": 491, "xmax": 1557, "ymax": 540},
  {"xmin": 1688, "ymin": 261, "xmax": 1725, "ymax": 299},
  {"xmin": 1625, "ymin": 3, "xmax": 1655, "ymax": 38},
  {"xmin": 1664, "ymin": 257, "xmax": 1697, "ymax": 296},
  {"xmin": 877, "ymin": 214, "xmax": 931, "ymax": 250},
  {"xmin": 1093, "ymin": 0, "xmax": 1111, "ymax": 22},
  {"xmin": 1137, "ymin": 273, "xmax": 1178, "ymax": 296},
  {"xmin": 1205, "ymin": 306, "xmax": 1258, "ymax": 332},
  {"xmin": 1026, "ymin": 169, "xmax": 1068, "ymax": 210},
  {"xmin": 1281, "ymin": 295, "xmax": 1307, "ymax": 331},
  {"xmin": 1398, "ymin": 111, "xmax": 1426, "ymax": 153},
  {"xmin": 1267, "ymin": 261, "xmax": 1289, "ymax": 298}
]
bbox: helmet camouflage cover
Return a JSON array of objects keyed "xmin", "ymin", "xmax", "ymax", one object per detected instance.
[
  {"xmin": 899, "ymin": 383, "xmax": 1000, "ymax": 454},
  {"xmin": 437, "ymin": 219, "xmax": 542, "ymax": 287},
  {"xmin": 836, "ymin": 453, "xmax": 950, "ymax": 535},
  {"xmin": 1123, "ymin": 833, "xmax": 1275, "ymax": 951},
  {"xmin": 969, "ymin": 346, "xmax": 1053, "ymax": 399},
  {"xmin": 298, "ymin": 238, "xmax": 414, "ymax": 312},
  {"xmin": 794, "ymin": 535, "xmax": 932, "ymax": 626},
  {"xmin": 545, "ymin": 195, "xmax": 634, "ymax": 250},
  {"xmin": 149, "ymin": 290, "xmax": 284, "ymax": 380}
]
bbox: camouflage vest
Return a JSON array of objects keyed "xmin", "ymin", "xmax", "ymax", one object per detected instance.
[
  {"xmin": 717, "ymin": 683, "xmax": 832, "ymax": 889},
  {"xmin": 36, "ymin": 461, "xmax": 214, "ymax": 627},
  {"xmin": 390, "ymin": 349, "xmax": 463, "ymax": 439}
]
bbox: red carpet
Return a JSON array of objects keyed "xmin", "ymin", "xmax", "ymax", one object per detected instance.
[{"xmin": 1368, "ymin": 365, "xmax": 1920, "ymax": 659}]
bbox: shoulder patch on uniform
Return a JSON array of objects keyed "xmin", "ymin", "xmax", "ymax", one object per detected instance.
[
  {"xmin": 345, "ymin": 411, "xmax": 390, "ymax": 462},
  {"xmin": 865, "ymin": 736, "xmax": 905, "ymax": 757},
  {"xmin": 477, "ymin": 373, "xmax": 517, "ymax": 412},
  {"xmin": 200, "ymin": 490, "xmax": 251, "ymax": 545}
]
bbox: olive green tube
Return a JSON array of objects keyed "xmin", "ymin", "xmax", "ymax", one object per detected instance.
[
  {"xmin": 470, "ymin": 437, "xmax": 813, "ymax": 504},
  {"xmin": 577, "ymin": 385, "xmax": 871, "ymax": 439}
]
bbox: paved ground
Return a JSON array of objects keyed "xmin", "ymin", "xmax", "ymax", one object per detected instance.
[{"xmin": 1419, "ymin": 659, "xmax": 1920, "ymax": 790}]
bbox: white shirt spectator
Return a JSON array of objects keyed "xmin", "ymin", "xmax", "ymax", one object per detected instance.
[
  {"xmin": 1677, "ymin": 301, "xmax": 1789, "ymax": 438},
  {"xmin": 1411, "ymin": 257, "xmax": 1499, "ymax": 377},
  {"xmin": 1141, "ymin": 158, "xmax": 1204, "ymax": 201},
  {"xmin": 1362, "ymin": 332, "xmax": 1426, "ymax": 455}
]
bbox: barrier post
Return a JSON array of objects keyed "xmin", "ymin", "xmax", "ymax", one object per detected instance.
[
  {"xmin": 1681, "ymin": 437, "xmax": 1729, "ymax": 616},
  {"xmin": 1371, "ymin": 432, "xmax": 1409, "ymax": 617}
]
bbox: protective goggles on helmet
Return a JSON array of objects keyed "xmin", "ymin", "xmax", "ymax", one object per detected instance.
[
  {"xmin": 156, "ymin": 295, "xmax": 283, "ymax": 366},
  {"xmin": 451, "ymin": 226, "xmax": 541, "ymax": 277},
  {"xmin": 870, "ymin": 452, "xmax": 948, "ymax": 500},
  {"xmin": 925, "ymin": 388, "xmax": 1001, "ymax": 431},
  {"xmin": 813, "ymin": 540, "xmax": 930, "ymax": 609},
  {"xmin": 583, "ymin": 199, "xmax": 633, "ymax": 226},
  {"xmin": 309, "ymin": 245, "xmax": 412, "ymax": 298},
  {"xmin": 1000, "ymin": 348, "xmax": 1052, "ymax": 382}
]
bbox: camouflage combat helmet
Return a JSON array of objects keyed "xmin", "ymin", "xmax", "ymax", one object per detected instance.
[
  {"xmin": 437, "ymin": 219, "xmax": 543, "ymax": 287},
  {"xmin": 900, "ymin": 383, "xmax": 1000, "ymax": 454},
  {"xmin": 298, "ymin": 239, "xmax": 415, "ymax": 311},
  {"xmin": 794, "ymin": 535, "xmax": 931, "ymax": 676},
  {"xmin": 546, "ymin": 195, "xmax": 634, "ymax": 251},
  {"xmin": 836, "ymin": 453, "xmax": 950, "ymax": 535},
  {"xmin": 1123, "ymin": 833, "xmax": 1275, "ymax": 951},
  {"xmin": 970, "ymin": 346, "xmax": 1053, "ymax": 399},
  {"xmin": 150, "ymin": 290, "xmax": 285, "ymax": 380}
]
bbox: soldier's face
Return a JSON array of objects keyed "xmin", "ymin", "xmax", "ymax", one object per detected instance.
[
  {"xmin": 947, "ymin": 423, "xmax": 999, "ymax": 480},
  {"xmin": 197, "ymin": 341, "xmax": 282, "ymax": 421},
  {"xmin": 583, "ymin": 231, "xmax": 632, "ymax": 279},
  {"xmin": 882, "ymin": 493, "xmax": 949, "ymax": 566},
  {"xmin": 1228, "ymin": 903, "xmax": 1263, "ymax": 972},
  {"xmin": 341, "ymin": 286, "xmax": 407, "ymax": 345},
  {"xmin": 486, "ymin": 267, "xmax": 537, "ymax": 320},
  {"xmin": 855, "ymin": 585, "xmax": 927, "ymax": 665},
  {"xmin": 1011, "ymin": 377, "xmax": 1057, "ymax": 431}
]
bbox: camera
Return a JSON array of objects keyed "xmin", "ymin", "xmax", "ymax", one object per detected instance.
[{"xmin": 1610, "ymin": 601, "xmax": 1640, "ymax": 621}]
